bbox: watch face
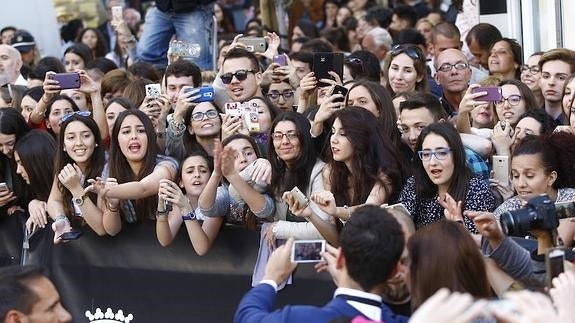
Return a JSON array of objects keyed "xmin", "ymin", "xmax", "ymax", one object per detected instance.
[{"xmin": 73, "ymin": 197, "xmax": 84, "ymax": 206}]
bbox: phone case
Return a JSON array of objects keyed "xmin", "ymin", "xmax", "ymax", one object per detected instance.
[
  {"xmin": 242, "ymin": 103, "xmax": 260, "ymax": 132},
  {"xmin": 546, "ymin": 248, "xmax": 565, "ymax": 286},
  {"xmin": 224, "ymin": 102, "xmax": 242, "ymax": 117},
  {"xmin": 0, "ymin": 182, "xmax": 8, "ymax": 192},
  {"xmin": 492, "ymin": 155, "xmax": 509, "ymax": 183},
  {"xmin": 273, "ymin": 54, "xmax": 287, "ymax": 66},
  {"xmin": 313, "ymin": 52, "xmax": 344, "ymax": 87},
  {"xmin": 331, "ymin": 85, "xmax": 348, "ymax": 103},
  {"xmin": 112, "ymin": 6, "xmax": 123, "ymax": 21},
  {"xmin": 194, "ymin": 86, "xmax": 214, "ymax": 103},
  {"xmin": 51, "ymin": 73, "xmax": 81, "ymax": 89},
  {"xmin": 59, "ymin": 231, "xmax": 83, "ymax": 241},
  {"xmin": 471, "ymin": 87, "xmax": 502, "ymax": 102},
  {"xmin": 145, "ymin": 84, "xmax": 161, "ymax": 98},
  {"xmin": 239, "ymin": 37, "xmax": 266, "ymax": 53},
  {"xmin": 290, "ymin": 187, "xmax": 309, "ymax": 207}
]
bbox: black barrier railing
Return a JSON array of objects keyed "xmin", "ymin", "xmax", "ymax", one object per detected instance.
[{"xmin": 1, "ymin": 218, "xmax": 334, "ymax": 323}]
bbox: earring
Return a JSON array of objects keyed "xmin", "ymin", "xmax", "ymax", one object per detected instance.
[
  {"xmin": 63, "ymin": 148, "xmax": 66, "ymax": 152},
  {"xmin": 95, "ymin": 144, "xmax": 98, "ymax": 147}
]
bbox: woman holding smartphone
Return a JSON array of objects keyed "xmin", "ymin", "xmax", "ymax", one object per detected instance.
[
  {"xmin": 14, "ymin": 130, "xmax": 56, "ymax": 233},
  {"xmin": 90, "ymin": 110, "xmax": 178, "ymax": 235},
  {"xmin": 156, "ymin": 152, "xmax": 221, "ymax": 255},
  {"xmin": 398, "ymin": 122, "xmax": 496, "ymax": 233}
]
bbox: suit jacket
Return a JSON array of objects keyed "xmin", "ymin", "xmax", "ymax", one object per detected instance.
[{"xmin": 234, "ymin": 284, "xmax": 409, "ymax": 323}]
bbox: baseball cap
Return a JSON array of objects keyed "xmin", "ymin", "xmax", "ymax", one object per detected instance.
[{"xmin": 11, "ymin": 30, "xmax": 35, "ymax": 53}]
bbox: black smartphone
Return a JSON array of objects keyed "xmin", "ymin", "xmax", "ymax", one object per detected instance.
[
  {"xmin": 313, "ymin": 52, "xmax": 344, "ymax": 87},
  {"xmin": 50, "ymin": 72, "xmax": 81, "ymax": 89},
  {"xmin": 546, "ymin": 248, "xmax": 565, "ymax": 287},
  {"xmin": 331, "ymin": 84, "xmax": 348, "ymax": 104},
  {"xmin": 58, "ymin": 231, "xmax": 83, "ymax": 241}
]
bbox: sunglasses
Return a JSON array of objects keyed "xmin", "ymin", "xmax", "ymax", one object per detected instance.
[
  {"xmin": 390, "ymin": 44, "xmax": 423, "ymax": 61},
  {"xmin": 60, "ymin": 111, "xmax": 91, "ymax": 123},
  {"xmin": 345, "ymin": 57, "xmax": 365, "ymax": 73},
  {"xmin": 220, "ymin": 69, "xmax": 256, "ymax": 84}
]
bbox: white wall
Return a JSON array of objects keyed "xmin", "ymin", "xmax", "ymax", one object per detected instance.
[{"xmin": 0, "ymin": 1, "xmax": 62, "ymax": 58}]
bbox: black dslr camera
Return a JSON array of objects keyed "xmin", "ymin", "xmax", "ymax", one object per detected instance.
[{"xmin": 500, "ymin": 194, "xmax": 575, "ymax": 236}]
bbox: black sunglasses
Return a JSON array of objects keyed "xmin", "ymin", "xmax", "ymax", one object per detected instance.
[
  {"xmin": 345, "ymin": 57, "xmax": 365, "ymax": 73},
  {"xmin": 220, "ymin": 69, "xmax": 256, "ymax": 84},
  {"xmin": 390, "ymin": 44, "xmax": 423, "ymax": 61}
]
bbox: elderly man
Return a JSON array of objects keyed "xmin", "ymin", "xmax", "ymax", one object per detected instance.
[
  {"xmin": 0, "ymin": 44, "xmax": 25, "ymax": 86},
  {"xmin": 434, "ymin": 48, "xmax": 472, "ymax": 117},
  {"xmin": 361, "ymin": 27, "xmax": 393, "ymax": 62}
]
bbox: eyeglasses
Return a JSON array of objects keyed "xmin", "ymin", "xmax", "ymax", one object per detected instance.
[
  {"xmin": 60, "ymin": 111, "xmax": 91, "ymax": 123},
  {"xmin": 418, "ymin": 147, "xmax": 452, "ymax": 161},
  {"xmin": 220, "ymin": 69, "xmax": 256, "ymax": 84},
  {"xmin": 191, "ymin": 109, "xmax": 219, "ymax": 121},
  {"xmin": 271, "ymin": 131, "xmax": 298, "ymax": 142},
  {"xmin": 495, "ymin": 95, "xmax": 522, "ymax": 107},
  {"xmin": 390, "ymin": 44, "xmax": 423, "ymax": 61},
  {"xmin": 520, "ymin": 65, "xmax": 540, "ymax": 75},
  {"xmin": 437, "ymin": 62, "xmax": 469, "ymax": 73},
  {"xmin": 267, "ymin": 90, "xmax": 295, "ymax": 100}
]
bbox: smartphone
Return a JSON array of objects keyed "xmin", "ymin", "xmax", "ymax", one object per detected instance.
[
  {"xmin": 188, "ymin": 86, "xmax": 214, "ymax": 103},
  {"xmin": 145, "ymin": 84, "xmax": 161, "ymax": 99},
  {"xmin": 492, "ymin": 155, "xmax": 509, "ymax": 183},
  {"xmin": 290, "ymin": 186, "xmax": 309, "ymax": 207},
  {"xmin": 471, "ymin": 86, "xmax": 503, "ymax": 102},
  {"xmin": 331, "ymin": 84, "xmax": 348, "ymax": 104},
  {"xmin": 381, "ymin": 203, "xmax": 411, "ymax": 217},
  {"xmin": 224, "ymin": 102, "xmax": 243, "ymax": 117},
  {"xmin": 111, "ymin": 6, "xmax": 123, "ymax": 21},
  {"xmin": 50, "ymin": 73, "xmax": 81, "ymax": 90},
  {"xmin": 313, "ymin": 52, "xmax": 344, "ymax": 87},
  {"xmin": 239, "ymin": 37, "xmax": 267, "ymax": 53},
  {"xmin": 164, "ymin": 200, "xmax": 173, "ymax": 213},
  {"xmin": 554, "ymin": 201, "xmax": 575, "ymax": 220},
  {"xmin": 291, "ymin": 240, "xmax": 326, "ymax": 263},
  {"xmin": 546, "ymin": 248, "xmax": 565, "ymax": 287},
  {"xmin": 58, "ymin": 231, "xmax": 83, "ymax": 241},
  {"xmin": 242, "ymin": 102, "xmax": 260, "ymax": 132},
  {"xmin": 273, "ymin": 54, "xmax": 287, "ymax": 66},
  {"xmin": 0, "ymin": 182, "xmax": 8, "ymax": 192}
]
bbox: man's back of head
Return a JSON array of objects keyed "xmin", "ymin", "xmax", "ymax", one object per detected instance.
[
  {"xmin": 341, "ymin": 206, "xmax": 405, "ymax": 292},
  {"xmin": 0, "ymin": 265, "xmax": 72, "ymax": 323}
]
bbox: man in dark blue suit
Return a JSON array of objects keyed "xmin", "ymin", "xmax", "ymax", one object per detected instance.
[{"xmin": 234, "ymin": 206, "xmax": 409, "ymax": 323}]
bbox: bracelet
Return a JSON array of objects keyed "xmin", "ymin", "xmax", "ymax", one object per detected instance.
[
  {"xmin": 54, "ymin": 214, "xmax": 70, "ymax": 224},
  {"xmin": 182, "ymin": 210, "xmax": 196, "ymax": 221},
  {"xmin": 107, "ymin": 202, "xmax": 119, "ymax": 212},
  {"xmin": 343, "ymin": 205, "xmax": 351, "ymax": 220}
]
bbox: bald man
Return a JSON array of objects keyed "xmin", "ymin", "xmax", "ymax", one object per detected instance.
[
  {"xmin": 0, "ymin": 44, "xmax": 24, "ymax": 86},
  {"xmin": 434, "ymin": 48, "xmax": 472, "ymax": 115}
]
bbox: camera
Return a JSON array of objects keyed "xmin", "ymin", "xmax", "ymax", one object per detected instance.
[{"xmin": 499, "ymin": 194, "xmax": 575, "ymax": 236}]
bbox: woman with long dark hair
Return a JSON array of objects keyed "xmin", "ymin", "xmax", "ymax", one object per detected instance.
[
  {"xmin": 398, "ymin": 122, "xmax": 496, "ymax": 233},
  {"xmin": 14, "ymin": 130, "xmax": 56, "ymax": 232},
  {"xmin": 46, "ymin": 113, "xmax": 107, "ymax": 242}
]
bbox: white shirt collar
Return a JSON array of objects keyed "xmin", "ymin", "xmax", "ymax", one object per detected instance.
[{"xmin": 333, "ymin": 287, "xmax": 382, "ymax": 321}]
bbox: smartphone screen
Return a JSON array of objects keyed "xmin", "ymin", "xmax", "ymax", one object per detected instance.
[{"xmin": 291, "ymin": 240, "xmax": 326, "ymax": 263}]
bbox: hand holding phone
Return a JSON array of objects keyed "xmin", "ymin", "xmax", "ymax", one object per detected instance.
[
  {"xmin": 471, "ymin": 86, "xmax": 502, "ymax": 102},
  {"xmin": 49, "ymin": 73, "xmax": 81, "ymax": 90},
  {"xmin": 145, "ymin": 84, "xmax": 161, "ymax": 99},
  {"xmin": 186, "ymin": 86, "xmax": 214, "ymax": 103},
  {"xmin": 330, "ymin": 84, "xmax": 348, "ymax": 105},
  {"xmin": 273, "ymin": 54, "xmax": 287, "ymax": 66},
  {"xmin": 291, "ymin": 240, "xmax": 325, "ymax": 263},
  {"xmin": 290, "ymin": 186, "xmax": 309, "ymax": 207},
  {"xmin": 58, "ymin": 231, "xmax": 83, "ymax": 241},
  {"xmin": 492, "ymin": 155, "xmax": 510, "ymax": 183}
]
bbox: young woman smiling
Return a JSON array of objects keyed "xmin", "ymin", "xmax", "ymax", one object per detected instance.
[
  {"xmin": 398, "ymin": 122, "xmax": 496, "ymax": 233},
  {"xmin": 46, "ymin": 113, "xmax": 107, "ymax": 242},
  {"xmin": 383, "ymin": 44, "xmax": 427, "ymax": 96}
]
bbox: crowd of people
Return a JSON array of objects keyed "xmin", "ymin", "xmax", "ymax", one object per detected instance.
[{"xmin": 1, "ymin": 0, "xmax": 575, "ymax": 322}]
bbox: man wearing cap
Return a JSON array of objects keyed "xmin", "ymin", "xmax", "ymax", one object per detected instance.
[
  {"xmin": 10, "ymin": 29, "xmax": 38, "ymax": 67},
  {"xmin": 0, "ymin": 44, "xmax": 26, "ymax": 86}
]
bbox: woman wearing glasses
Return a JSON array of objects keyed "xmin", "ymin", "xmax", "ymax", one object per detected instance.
[
  {"xmin": 398, "ymin": 122, "xmax": 496, "ymax": 233},
  {"xmin": 46, "ymin": 112, "xmax": 107, "ymax": 242},
  {"xmin": 492, "ymin": 109, "xmax": 555, "ymax": 157},
  {"xmin": 520, "ymin": 52, "xmax": 544, "ymax": 108},
  {"xmin": 166, "ymin": 100, "xmax": 222, "ymax": 162},
  {"xmin": 266, "ymin": 80, "xmax": 296, "ymax": 112},
  {"xmin": 383, "ymin": 44, "xmax": 427, "ymax": 96}
]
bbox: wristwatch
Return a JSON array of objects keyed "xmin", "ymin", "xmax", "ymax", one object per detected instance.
[
  {"xmin": 73, "ymin": 194, "xmax": 88, "ymax": 207},
  {"xmin": 182, "ymin": 210, "xmax": 196, "ymax": 221}
]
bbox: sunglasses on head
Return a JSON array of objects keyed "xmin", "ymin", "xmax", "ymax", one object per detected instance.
[
  {"xmin": 60, "ymin": 111, "xmax": 91, "ymax": 124},
  {"xmin": 390, "ymin": 44, "xmax": 423, "ymax": 61},
  {"xmin": 220, "ymin": 69, "xmax": 256, "ymax": 84},
  {"xmin": 345, "ymin": 57, "xmax": 365, "ymax": 73}
]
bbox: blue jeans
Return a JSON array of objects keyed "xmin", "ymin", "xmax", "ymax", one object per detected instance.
[{"xmin": 136, "ymin": 5, "xmax": 214, "ymax": 70}]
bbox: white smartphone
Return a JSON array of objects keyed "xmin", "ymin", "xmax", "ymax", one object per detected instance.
[
  {"xmin": 290, "ymin": 186, "xmax": 309, "ymax": 207},
  {"xmin": 381, "ymin": 203, "xmax": 411, "ymax": 216},
  {"xmin": 112, "ymin": 6, "xmax": 123, "ymax": 21},
  {"xmin": 291, "ymin": 240, "xmax": 325, "ymax": 263},
  {"xmin": 492, "ymin": 155, "xmax": 509, "ymax": 183},
  {"xmin": 145, "ymin": 84, "xmax": 161, "ymax": 99}
]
